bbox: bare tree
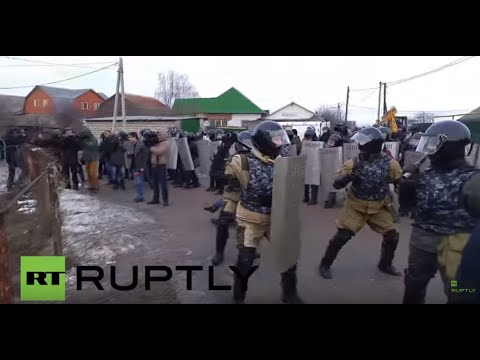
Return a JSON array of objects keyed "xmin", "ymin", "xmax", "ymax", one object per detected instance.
[
  {"xmin": 412, "ymin": 112, "xmax": 435, "ymax": 123},
  {"xmin": 154, "ymin": 70, "xmax": 199, "ymax": 109},
  {"xmin": 315, "ymin": 105, "xmax": 346, "ymax": 125}
]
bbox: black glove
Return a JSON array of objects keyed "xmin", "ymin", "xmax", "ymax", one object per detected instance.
[{"xmin": 352, "ymin": 157, "xmax": 365, "ymax": 176}]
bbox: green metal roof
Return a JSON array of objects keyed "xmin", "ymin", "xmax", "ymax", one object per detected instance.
[
  {"xmin": 457, "ymin": 107, "xmax": 480, "ymax": 144},
  {"xmin": 172, "ymin": 87, "xmax": 263, "ymax": 115}
]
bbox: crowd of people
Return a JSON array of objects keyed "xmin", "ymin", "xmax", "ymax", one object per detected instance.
[{"xmin": 2, "ymin": 119, "xmax": 479, "ymax": 305}]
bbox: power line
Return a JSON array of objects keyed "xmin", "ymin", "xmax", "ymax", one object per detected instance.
[
  {"xmin": 349, "ymin": 104, "xmax": 472, "ymax": 113},
  {"xmin": 1, "ymin": 56, "xmax": 117, "ymax": 69},
  {"xmin": 0, "ymin": 63, "xmax": 117, "ymax": 90},
  {"xmin": 350, "ymin": 56, "xmax": 476, "ymax": 92},
  {"xmin": 387, "ymin": 56, "xmax": 475, "ymax": 87}
]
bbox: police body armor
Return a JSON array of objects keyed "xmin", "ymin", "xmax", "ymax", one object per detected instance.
[
  {"xmin": 414, "ymin": 165, "xmax": 479, "ymax": 235},
  {"xmin": 350, "ymin": 154, "xmax": 391, "ymax": 201},
  {"xmin": 240, "ymin": 153, "xmax": 274, "ymax": 214}
]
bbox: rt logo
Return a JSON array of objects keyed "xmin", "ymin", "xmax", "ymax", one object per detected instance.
[{"xmin": 20, "ymin": 256, "xmax": 66, "ymax": 301}]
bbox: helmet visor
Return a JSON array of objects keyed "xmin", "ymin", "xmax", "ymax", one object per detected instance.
[
  {"xmin": 409, "ymin": 137, "xmax": 421, "ymax": 148},
  {"xmin": 327, "ymin": 139, "xmax": 336, "ymax": 147},
  {"xmin": 270, "ymin": 129, "xmax": 291, "ymax": 148},
  {"xmin": 350, "ymin": 132, "xmax": 373, "ymax": 146},
  {"xmin": 416, "ymin": 134, "xmax": 447, "ymax": 155}
]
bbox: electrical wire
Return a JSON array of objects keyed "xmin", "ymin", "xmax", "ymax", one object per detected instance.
[
  {"xmin": 349, "ymin": 104, "xmax": 472, "ymax": 113},
  {"xmin": 349, "ymin": 56, "xmax": 475, "ymax": 92},
  {"xmin": 1, "ymin": 56, "xmax": 117, "ymax": 69},
  {"xmin": 0, "ymin": 63, "xmax": 117, "ymax": 90},
  {"xmin": 387, "ymin": 56, "xmax": 475, "ymax": 87}
]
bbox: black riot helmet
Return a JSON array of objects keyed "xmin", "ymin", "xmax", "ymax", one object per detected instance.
[
  {"xmin": 327, "ymin": 133, "xmax": 342, "ymax": 148},
  {"xmin": 286, "ymin": 129, "xmax": 294, "ymax": 142},
  {"xmin": 350, "ymin": 127, "xmax": 384, "ymax": 154},
  {"xmin": 252, "ymin": 120, "xmax": 291, "ymax": 158},
  {"xmin": 416, "ymin": 120, "xmax": 471, "ymax": 164},
  {"xmin": 215, "ymin": 129, "xmax": 225, "ymax": 140},
  {"xmin": 235, "ymin": 131, "xmax": 253, "ymax": 153},
  {"xmin": 207, "ymin": 128, "xmax": 216, "ymax": 141},
  {"xmin": 304, "ymin": 128, "xmax": 316, "ymax": 140},
  {"xmin": 222, "ymin": 131, "xmax": 237, "ymax": 145},
  {"xmin": 378, "ymin": 127, "xmax": 391, "ymax": 141}
]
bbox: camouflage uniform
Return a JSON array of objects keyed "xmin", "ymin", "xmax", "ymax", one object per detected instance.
[
  {"xmin": 319, "ymin": 153, "xmax": 403, "ymax": 278},
  {"xmin": 402, "ymin": 160, "xmax": 479, "ymax": 303},
  {"xmin": 210, "ymin": 151, "xmax": 249, "ymax": 266},
  {"xmin": 228, "ymin": 147, "xmax": 302, "ymax": 303}
]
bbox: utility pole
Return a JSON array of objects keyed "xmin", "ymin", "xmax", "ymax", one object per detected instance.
[
  {"xmin": 383, "ymin": 82, "xmax": 387, "ymax": 116},
  {"xmin": 112, "ymin": 59, "xmax": 121, "ymax": 132},
  {"xmin": 119, "ymin": 57, "xmax": 127, "ymax": 131},
  {"xmin": 345, "ymin": 86, "xmax": 349, "ymax": 123},
  {"xmin": 377, "ymin": 82, "xmax": 382, "ymax": 123}
]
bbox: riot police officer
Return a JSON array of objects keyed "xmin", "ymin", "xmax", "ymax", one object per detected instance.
[
  {"xmin": 323, "ymin": 133, "xmax": 343, "ymax": 208},
  {"xmin": 319, "ymin": 127, "xmax": 403, "ymax": 279},
  {"xmin": 399, "ymin": 121, "xmax": 479, "ymax": 304},
  {"xmin": 229, "ymin": 121, "xmax": 303, "ymax": 304},
  {"xmin": 208, "ymin": 131, "xmax": 234, "ymax": 195},
  {"xmin": 319, "ymin": 126, "xmax": 331, "ymax": 142},
  {"xmin": 303, "ymin": 127, "xmax": 319, "ymax": 205},
  {"xmin": 211, "ymin": 131, "xmax": 253, "ymax": 266}
]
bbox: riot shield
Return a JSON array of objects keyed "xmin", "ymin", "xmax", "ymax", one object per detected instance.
[
  {"xmin": 403, "ymin": 150, "xmax": 430, "ymax": 171},
  {"xmin": 269, "ymin": 155, "xmax": 306, "ymax": 273},
  {"xmin": 229, "ymin": 143, "xmax": 236, "ymax": 156},
  {"xmin": 197, "ymin": 140, "xmax": 211, "ymax": 175},
  {"xmin": 176, "ymin": 137, "xmax": 194, "ymax": 171},
  {"xmin": 300, "ymin": 140, "xmax": 323, "ymax": 185},
  {"xmin": 287, "ymin": 144, "xmax": 297, "ymax": 157},
  {"xmin": 166, "ymin": 138, "xmax": 178, "ymax": 170},
  {"xmin": 384, "ymin": 142, "xmax": 400, "ymax": 159},
  {"xmin": 466, "ymin": 144, "xmax": 479, "ymax": 166},
  {"xmin": 343, "ymin": 143, "xmax": 359, "ymax": 162},
  {"xmin": 210, "ymin": 141, "xmax": 221, "ymax": 160},
  {"xmin": 319, "ymin": 146, "xmax": 343, "ymax": 197},
  {"xmin": 476, "ymin": 146, "xmax": 480, "ymax": 169}
]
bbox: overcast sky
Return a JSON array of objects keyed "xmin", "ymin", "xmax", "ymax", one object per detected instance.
[{"xmin": 0, "ymin": 56, "xmax": 478, "ymax": 125}]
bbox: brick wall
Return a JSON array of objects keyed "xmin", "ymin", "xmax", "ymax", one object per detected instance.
[
  {"xmin": 85, "ymin": 120, "xmax": 181, "ymax": 138},
  {"xmin": 24, "ymin": 88, "xmax": 54, "ymax": 114}
]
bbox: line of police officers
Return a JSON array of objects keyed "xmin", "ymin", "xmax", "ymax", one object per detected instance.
[{"xmin": 209, "ymin": 119, "xmax": 479, "ymax": 304}]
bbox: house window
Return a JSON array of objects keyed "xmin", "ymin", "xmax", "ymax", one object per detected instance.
[
  {"xmin": 33, "ymin": 99, "xmax": 40, "ymax": 107},
  {"xmin": 94, "ymin": 103, "xmax": 100, "ymax": 110},
  {"xmin": 81, "ymin": 102, "xmax": 89, "ymax": 110},
  {"xmin": 210, "ymin": 119, "xmax": 228, "ymax": 127},
  {"xmin": 43, "ymin": 99, "xmax": 48, "ymax": 107}
]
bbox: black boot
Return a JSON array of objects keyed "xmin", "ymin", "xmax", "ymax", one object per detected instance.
[
  {"xmin": 212, "ymin": 224, "xmax": 229, "ymax": 266},
  {"xmin": 378, "ymin": 230, "xmax": 402, "ymax": 276},
  {"xmin": 319, "ymin": 229, "xmax": 353, "ymax": 279},
  {"xmin": 324, "ymin": 192, "xmax": 336, "ymax": 208},
  {"xmin": 281, "ymin": 264, "xmax": 304, "ymax": 304},
  {"xmin": 233, "ymin": 247, "xmax": 256, "ymax": 304},
  {"xmin": 216, "ymin": 179, "xmax": 224, "ymax": 195},
  {"xmin": 303, "ymin": 185, "xmax": 310, "ymax": 203},
  {"xmin": 206, "ymin": 178, "xmax": 216, "ymax": 192},
  {"xmin": 307, "ymin": 185, "xmax": 318, "ymax": 205},
  {"xmin": 402, "ymin": 279, "xmax": 427, "ymax": 304}
]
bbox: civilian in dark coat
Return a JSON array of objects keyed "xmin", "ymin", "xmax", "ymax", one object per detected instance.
[
  {"xmin": 128, "ymin": 132, "xmax": 148, "ymax": 202},
  {"xmin": 110, "ymin": 138, "xmax": 126, "ymax": 190}
]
